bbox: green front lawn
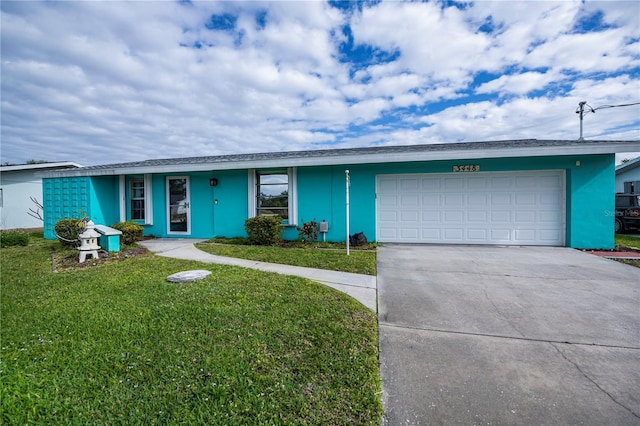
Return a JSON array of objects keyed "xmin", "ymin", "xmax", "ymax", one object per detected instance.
[
  {"xmin": 615, "ymin": 233, "xmax": 640, "ymax": 249},
  {"xmin": 1, "ymin": 239, "xmax": 382, "ymax": 424},
  {"xmin": 196, "ymin": 239, "xmax": 377, "ymax": 275}
]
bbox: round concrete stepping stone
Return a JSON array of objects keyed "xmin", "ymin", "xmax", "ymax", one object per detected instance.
[{"xmin": 167, "ymin": 270, "xmax": 211, "ymax": 283}]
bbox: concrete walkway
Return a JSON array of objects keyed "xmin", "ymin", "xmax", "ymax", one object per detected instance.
[{"xmin": 138, "ymin": 239, "xmax": 377, "ymax": 312}]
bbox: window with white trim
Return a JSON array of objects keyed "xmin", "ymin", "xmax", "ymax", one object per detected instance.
[
  {"xmin": 248, "ymin": 168, "xmax": 297, "ymax": 225},
  {"xmin": 130, "ymin": 177, "xmax": 145, "ymax": 220},
  {"xmin": 121, "ymin": 175, "xmax": 153, "ymax": 225},
  {"xmin": 257, "ymin": 170, "xmax": 289, "ymax": 220}
]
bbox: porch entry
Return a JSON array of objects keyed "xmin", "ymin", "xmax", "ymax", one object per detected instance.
[{"xmin": 167, "ymin": 176, "xmax": 191, "ymax": 234}]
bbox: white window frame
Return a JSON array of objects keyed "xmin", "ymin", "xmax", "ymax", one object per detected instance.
[
  {"xmin": 166, "ymin": 175, "xmax": 190, "ymax": 235},
  {"xmin": 130, "ymin": 177, "xmax": 145, "ymax": 221},
  {"xmin": 248, "ymin": 167, "xmax": 297, "ymax": 226},
  {"xmin": 119, "ymin": 174, "xmax": 153, "ymax": 225}
]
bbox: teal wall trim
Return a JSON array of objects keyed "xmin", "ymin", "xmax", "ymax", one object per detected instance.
[{"xmin": 42, "ymin": 154, "xmax": 615, "ymax": 249}]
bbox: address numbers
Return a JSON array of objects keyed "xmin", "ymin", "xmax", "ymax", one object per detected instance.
[{"xmin": 452, "ymin": 165, "xmax": 480, "ymax": 172}]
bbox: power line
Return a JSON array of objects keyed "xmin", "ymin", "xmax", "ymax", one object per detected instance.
[{"xmin": 575, "ymin": 101, "xmax": 640, "ymax": 140}]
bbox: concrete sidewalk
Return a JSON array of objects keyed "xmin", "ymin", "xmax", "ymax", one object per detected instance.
[{"xmin": 138, "ymin": 239, "xmax": 377, "ymax": 312}]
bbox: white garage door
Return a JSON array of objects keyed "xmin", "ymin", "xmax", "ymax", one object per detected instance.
[{"xmin": 376, "ymin": 171, "xmax": 565, "ymax": 245}]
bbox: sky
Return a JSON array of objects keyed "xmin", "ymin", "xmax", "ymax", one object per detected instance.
[{"xmin": 1, "ymin": 0, "xmax": 639, "ymax": 167}]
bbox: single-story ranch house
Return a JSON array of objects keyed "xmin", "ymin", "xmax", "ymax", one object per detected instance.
[{"xmin": 41, "ymin": 139, "xmax": 640, "ymax": 249}]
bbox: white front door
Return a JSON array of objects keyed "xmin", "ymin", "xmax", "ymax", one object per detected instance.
[
  {"xmin": 376, "ymin": 171, "xmax": 565, "ymax": 245},
  {"xmin": 167, "ymin": 176, "xmax": 191, "ymax": 235}
]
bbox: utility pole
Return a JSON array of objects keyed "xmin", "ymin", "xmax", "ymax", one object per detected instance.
[{"xmin": 577, "ymin": 101, "xmax": 587, "ymax": 140}]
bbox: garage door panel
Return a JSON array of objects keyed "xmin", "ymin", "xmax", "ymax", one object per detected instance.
[
  {"xmin": 422, "ymin": 194, "xmax": 440, "ymax": 205},
  {"xmin": 421, "ymin": 178, "xmax": 441, "ymax": 190},
  {"xmin": 468, "ymin": 194, "xmax": 488, "ymax": 205},
  {"xmin": 516, "ymin": 193, "xmax": 536, "ymax": 205},
  {"xmin": 491, "ymin": 193, "xmax": 511, "ymax": 205},
  {"xmin": 445, "ymin": 194, "xmax": 464, "ymax": 206},
  {"xmin": 444, "ymin": 228, "xmax": 464, "ymax": 240},
  {"xmin": 379, "ymin": 228, "xmax": 398, "ymax": 239},
  {"xmin": 422, "ymin": 228, "xmax": 441, "ymax": 239},
  {"xmin": 422, "ymin": 211, "xmax": 441, "ymax": 222},
  {"xmin": 400, "ymin": 194, "xmax": 419, "ymax": 206},
  {"xmin": 515, "ymin": 211, "xmax": 536, "ymax": 222},
  {"xmin": 491, "ymin": 176, "xmax": 512, "ymax": 189},
  {"xmin": 467, "ymin": 177, "xmax": 488, "ymax": 189},
  {"xmin": 444, "ymin": 177, "xmax": 464, "ymax": 189},
  {"xmin": 444, "ymin": 210, "xmax": 464, "ymax": 222},
  {"xmin": 379, "ymin": 178, "xmax": 397, "ymax": 191},
  {"xmin": 467, "ymin": 229, "xmax": 488, "ymax": 240},
  {"xmin": 467, "ymin": 211, "xmax": 487, "ymax": 222},
  {"xmin": 491, "ymin": 210, "xmax": 511, "ymax": 222},
  {"xmin": 515, "ymin": 229, "xmax": 536, "ymax": 240},
  {"xmin": 540, "ymin": 211, "xmax": 561, "ymax": 222},
  {"xmin": 378, "ymin": 171, "xmax": 564, "ymax": 246},
  {"xmin": 379, "ymin": 194, "xmax": 398, "ymax": 206},
  {"xmin": 400, "ymin": 211, "xmax": 419, "ymax": 222},
  {"xmin": 400, "ymin": 178, "xmax": 419, "ymax": 190},
  {"xmin": 540, "ymin": 230, "xmax": 562, "ymax": 242},
  {"xmin": 400, "ymin": 228, "xmax": 419, "ymax": 239}
]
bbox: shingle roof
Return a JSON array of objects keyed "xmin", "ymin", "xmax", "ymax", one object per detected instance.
[
  {"xmin": 42, "ymin": 139, "xmax": 640, "ymax": 178},
  {"xmin": 615, "ymin": 155, "xmax": 640, "ymax": 174}
]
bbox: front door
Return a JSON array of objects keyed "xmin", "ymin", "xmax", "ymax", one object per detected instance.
[{"xmin": 167, "ymin": 176, "xmax": 190, "ymax": 234}]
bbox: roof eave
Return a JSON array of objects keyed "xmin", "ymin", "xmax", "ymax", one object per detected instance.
[{"xmin": 42, "ymin": 140, "xmax": 640, "ymax": 178}]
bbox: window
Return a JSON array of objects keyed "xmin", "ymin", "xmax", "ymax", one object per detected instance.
[
  {"xmin": 121, "ymin": 175, "xmax": 153, "ymax": 225},
  {"xmin": 130, "ymin": 177, "xmax": 145, "ymax": 220},
  {"xmin": 257, "ymin": 171, "xmax": 289, "ymax": 220},
  {"xmin": 248, "ymin": 168, "xmax": 297, "ymax": 225}
]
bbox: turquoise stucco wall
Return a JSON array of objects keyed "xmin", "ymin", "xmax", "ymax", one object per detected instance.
[
  {"xmin": 565, "ymin": 155, "xmax": 615, "ymax": 249},
  {"xmin": 43, "ymin": 153, "xmax": 615, "ymax": 249},
  {"xmin": 90, "ymin": 176, "xmax": 119, "ymax": 226},
  {"xmin": 296, "ymin": 154, "xmax": 615, "ymax": 249},
  {"xmin": 136, "ymin": 170, "xmax": 248, "ymax": 239}
]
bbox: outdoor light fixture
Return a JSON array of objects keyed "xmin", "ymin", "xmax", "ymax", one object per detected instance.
[{"xmin": 209, "ymin": 178, "xmax": 218, "ymax": 187}]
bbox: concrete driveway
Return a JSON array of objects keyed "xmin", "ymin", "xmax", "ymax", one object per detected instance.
[{"xmin": 377, "ymin": 245, "xmax": 640, "ymax": 425}]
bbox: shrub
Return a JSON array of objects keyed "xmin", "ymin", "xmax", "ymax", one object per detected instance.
[
  {"xmin": 111, "ymin": 221, "xmax": 144, "ymax": 245},
  {"xmin": 245, "ymin": 216, "xmax": 283, "ymax": 246},
  {"xmin": 54, "ymin": 218, "xmax": 85, "ymax": 247},
  {"xmin": 0, "ymin": 230, "xmax": 29, "ymax": 247},
  {"xmin": 297, "ymin": 220, "xmax": 319, "ymax": 243}
]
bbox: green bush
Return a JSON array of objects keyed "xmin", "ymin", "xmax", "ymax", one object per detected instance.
[
  {"xmin": 297, "ymin": 219, "xmax": 319, "ymax": 243},
  {"xmin": 245, "ymin": 216, "xmax": 283, "ymax": 246},
  {"xmin": 111, "ymin": 221, "xmax": 144, "ymax": 245},
  {"xmin": 54, "ymin": 218, "xmax": 85, "ymax": 247},
  {"xmin": 0, "ymin": 230, "xmax": 30, "ymax": 247}
]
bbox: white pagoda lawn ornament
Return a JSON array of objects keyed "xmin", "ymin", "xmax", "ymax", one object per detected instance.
[{"xmin": 78, "ymin": 220, "xmax": 101, "ymax": 263}]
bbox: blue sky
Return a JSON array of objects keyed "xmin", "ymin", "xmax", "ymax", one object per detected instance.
[{"xmin": 1, "ymin": 0, "xmax": 639, "ymax": 166}]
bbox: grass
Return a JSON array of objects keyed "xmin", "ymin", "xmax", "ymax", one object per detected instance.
[
  {"xmin": 1, "ymin": 237, "xmax": 382, "ymax": 424},
  {"xmin": 615, "ymin": 233, "xmax": 640, "ymax": 249},
  {"xmin": 196, "ymin": 238, "xmax": 377, "ymax": 276}
]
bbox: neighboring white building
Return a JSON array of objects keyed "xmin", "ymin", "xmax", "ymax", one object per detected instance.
[
  {"xmin": 0, "ymin": 162, "xmax": 81, "ymax": 230},
  {"xmin": 616, "ymin": 156, "xmax": 640, "ymax": 193}
]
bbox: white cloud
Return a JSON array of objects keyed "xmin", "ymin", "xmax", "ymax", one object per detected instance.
[
  {"xmin": 476, "ymin": 71, "xmax": 561, "ymax": 96},
  {"xmin": 0, "ymin": 1, "xmax": 637, "ymax": 166}
]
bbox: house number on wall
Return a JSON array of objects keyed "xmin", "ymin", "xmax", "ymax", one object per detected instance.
[{"xmin": 452, "ymin": 165, "xmax": 480, "ymax": 172}]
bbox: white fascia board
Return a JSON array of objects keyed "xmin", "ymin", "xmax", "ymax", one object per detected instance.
[
  {"xmin": 40, "ymin": 140, "xmax": 640, "ymax": 177},
  {"xmin": 4, "ymin": 162, "xmax": 82, "ymax": 173}
]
